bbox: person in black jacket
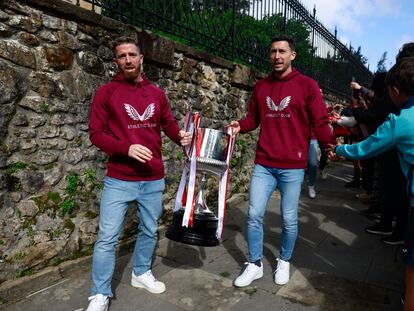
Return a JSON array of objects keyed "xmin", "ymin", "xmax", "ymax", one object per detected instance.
[{"xmin": 350, "ymin": 72, "xmax": 409, "ymax": 245}]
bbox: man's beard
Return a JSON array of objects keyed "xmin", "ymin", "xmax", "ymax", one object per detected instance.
[{"xmin": 123, "ymin": 70, "xmax": 140, "ymax": 82}]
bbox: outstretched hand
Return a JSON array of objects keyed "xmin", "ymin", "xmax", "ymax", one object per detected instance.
[
  {"xmin": 350, "ymin": 81, "xmax": 361, "ymax": 90},
  {"xmin": 326, "ymin": 142, "xmax": 341, "ymax": 161}
]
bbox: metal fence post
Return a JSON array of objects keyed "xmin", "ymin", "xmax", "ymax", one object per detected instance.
[
  {"xmin": 310, "ymin": 5, "xmax": 316, "ymax": 75},
  {"xmin": 332, "ymin": 26, "xmax": 337, "ymax": 89},
  {"xmin": 232, "ymin": 0, "xmax": 236, "ymax": 61},
  {"xmin": 131, "ymin": 0, "xmax": 137, "ymax": 25},
  {"xmin": 143, "ymin": 0, "xmax": 147, "ymax": 27}
]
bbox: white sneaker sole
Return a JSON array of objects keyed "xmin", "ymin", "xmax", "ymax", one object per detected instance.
[
  {"xmin": 131, "ymin": 280, "xmax": 166, "ymax": 294},
  {"xmin": 275, "ymin": 277, "xmax": 289, "ymax": 285},
  {"xmin": 234, "ymin": 270, "xmax": 263, "ymax": 287}
]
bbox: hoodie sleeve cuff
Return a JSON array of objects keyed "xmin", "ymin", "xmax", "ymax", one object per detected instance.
[{"xmin": 120, "ymin": 142, "xmax": 131, "ymax": 156}]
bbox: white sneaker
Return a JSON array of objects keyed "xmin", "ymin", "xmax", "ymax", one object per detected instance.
[
  {"xmin": 320, "ymin": 169, "xmax": 327, "ymax": 180},
  {"xmin": 274, "ymin": 258, "xmax": 290, "ymax": 285},
  {"xmin": 234, "ymin": 262, "xmax": 263, "ymax": 287},
  {"xmin": 86, "ymin": 294, "xmax": 109, "ymax": 311},
  {"xmin": 131, "ymin": 270, "xmax": 166, "ymax": 294},
  {"xmin": 308, "ymin": 186, "xmax": 316, "ymax": 199}
]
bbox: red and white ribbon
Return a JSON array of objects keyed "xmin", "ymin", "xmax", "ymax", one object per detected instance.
[
  {"xmin": 216, "ymin": 127, "xmax": 237, "ymax": 239},
  {"xmin": 181, "ymin": 113, "xmax": 200, "ymax": 227},
  {"xmin": 174, "ymin": 112, "xmax": 195, "ymax": 212}
]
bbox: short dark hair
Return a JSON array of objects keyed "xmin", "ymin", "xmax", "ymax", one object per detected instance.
[
  {"xmin": 386, "ymin": 57, "xmax": 414, "ymax": 96},
  {"xmin": 396, "ymin": 42, "xmax": 414, "ymax": 61},
  {"xmin": 271, "ymin": 34, "xmax": 296, "ymax": 51},
  {"xmin": 113, "ymin": 36, "xmax": 141, "ymax": 55}
]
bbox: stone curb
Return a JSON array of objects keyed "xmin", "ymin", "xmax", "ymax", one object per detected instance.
[{"xmin": 0, "ymin": 195, "xmax": 247, "ymax": 307}]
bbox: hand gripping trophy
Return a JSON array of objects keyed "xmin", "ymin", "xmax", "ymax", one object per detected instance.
[{"xmin": 166, "ymin": 112, "xmax": 236, "ymax": 246}]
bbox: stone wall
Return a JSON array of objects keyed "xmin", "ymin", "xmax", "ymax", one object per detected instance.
[{"xmin": 0, "ymin": 0, "xmax": 261, "ymax": 284}]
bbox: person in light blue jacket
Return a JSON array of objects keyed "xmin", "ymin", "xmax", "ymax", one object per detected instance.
[{"xmin": 331, "ymin": 56, "xmax": 414, "ymax": 310}]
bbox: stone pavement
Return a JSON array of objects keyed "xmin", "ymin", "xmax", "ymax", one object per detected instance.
[{"xmin": 1, "ymin": 161, "xmax": 405, "ymax": 310}]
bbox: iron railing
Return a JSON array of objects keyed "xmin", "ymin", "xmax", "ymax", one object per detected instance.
[{"xmin": 75, "ymin": 0, "xmax": 372, "ymax": 97}]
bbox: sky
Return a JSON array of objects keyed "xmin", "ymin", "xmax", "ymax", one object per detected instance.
[{"xmin": 299, "ymin": 0, "xmax": 414, "ymax": 72}]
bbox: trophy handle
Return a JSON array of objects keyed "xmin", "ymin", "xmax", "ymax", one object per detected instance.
[{"xmin": 182, "ymin": 111, "xmax": 200, "ymax": 160}]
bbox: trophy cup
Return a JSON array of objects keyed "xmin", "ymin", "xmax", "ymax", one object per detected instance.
[{"xmin": 166, "ymin": 112, "xmax": 236, "ymax": 246}]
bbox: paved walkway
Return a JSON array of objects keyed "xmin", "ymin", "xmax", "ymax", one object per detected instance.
[{"xmin": 2, "ymin": 161, "xmax": 405, "ymax": 310}]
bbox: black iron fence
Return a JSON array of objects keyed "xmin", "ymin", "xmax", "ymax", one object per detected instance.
[{"xmin": 76, "ymin": 0, "xmax": 372, "ymax": 97}]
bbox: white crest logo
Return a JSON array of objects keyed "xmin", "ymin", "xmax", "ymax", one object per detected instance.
[
  {"xmin": 266, "ymin": 96, "xmax": 291, "ymax": 112},
  {"xmin": 124, "ymin": 103, "xmax": 155, "ymax": 121}
]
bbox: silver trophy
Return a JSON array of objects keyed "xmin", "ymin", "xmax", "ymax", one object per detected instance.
[{"xmin": 166, "ymin": 113, "xmax": 234, "ymax": 246}]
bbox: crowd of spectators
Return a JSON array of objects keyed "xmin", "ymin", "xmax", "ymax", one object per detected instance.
[{"xmin": 307, "ymin": 42, "xmax": 414, "ymax": 309}]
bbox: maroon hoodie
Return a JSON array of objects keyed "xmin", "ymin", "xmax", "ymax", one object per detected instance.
[
  {"xmin": 239, "ymin": 69, "xmax": 335, "ymax": 169},
  {"xmin": 89, "ymin": 74, "xmax": 181, "ymax": 181}
]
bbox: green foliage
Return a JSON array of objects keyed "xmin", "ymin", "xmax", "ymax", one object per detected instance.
[
  {"xmin": 176, "ymin": 150, "xmax": 184, "ymax": 161},
  {"xmin": 12, "ymin": 252, "xmax": 26, "ymax": 261},
  {"xmin": 84, "ymin": 168, "xmax": 103, "ymax": 191},
  {"xmin": 85, "ymin": 210, "xmax": 98, "ymax": 219},
  {"xmin": 102, "ymin": 0, "xmax": 371, "ymax": 94},
  {"xmin": 15, "ymin": 268, "xmax": 33, "ymax": 279},
  {"xmin": 376, "ymin": 51, "xmax": 388, "ymax": 72},
  {"xmin": 220, "ymin": 271, "xmax": 230, "ymax": 277},
  {"xmin": 230, "ymin": 158, "xmax": 237, "ymax": 169},
  {"xmin": 34, "ymin": 191, "xmax": 62, "ymax": 213},
  {"xmin": 40, "ymin": 102, "xmax": 49, "ymax": 114},
  {"xmin": 4, "ymin": 162, "xmax": 28, "ymax": 174},
  {"xmin": 351, "ymin": 46, "xmax": 368, "ymax": 65},
  {"xmin": 65, "ymin": 172, "xmax": 80, "ymax": 197},
  {"xmin": 52, "ymin": 227, "xmax": 63, "ymax": 238},
  {"xmin": 22, "ymin": 217, "xmax": 36, "ymax": 229},
  {"xmin": 15, "ymin": 209, "xmax": 21, "ymax": 219},
  {"xmin": 244, "ymin": 287, "xmax": 257, "ymax": 296},
  {"xmin": 0, "ymin": 239, "xmax": 5, "ymax": 246},
  {"xmin": 64, "ymin": 219, "xmax": 75, "ymax": 232},
  {"xmin": 59, "ymin": 198, "xmax": 74, "ymax": 216},
  {"xmin": 192, "ymin": 0, "xmax": 251, "ymax": 12},
  {"xmin": 102, "ymin": 2, "xmax": 313, "ymax": 73},
  {"xmin": 50, "ymin": 257, "xmax": 64, "ymax": 266},
  {"xmin": 174, "ymin": 172, "xmax": 181, "ymax": 183},
  {"xmin": 34, "ymin": 168, "xmax": 103, "ymax": 218},
  {"xmin": 58, "ymin": 171, "xmax": 80, "ymax": 215},
  {"xmin": 47, "ymin": 192, "xmax": 62, "ymax": 204},
  {"xmin": 26, "ymin": 226, "xmax": 34, "ymax": 237},
  {"xmin": 73, "ymin": 135, "xmax": 82, "ymax": 146},
  {"xmin": 85, "ymin": 168, "xmax": 97, "ymax": 184},
  {"xmin": 4, "ymin": 163, "xmax": 27, "ymax": 192}
]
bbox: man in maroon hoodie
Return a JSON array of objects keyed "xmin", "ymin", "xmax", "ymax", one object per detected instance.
[
  {"xmin": 230, "ymin": 34, "xmax": 335, "ymax": 287},
  {"xmin": 86, "ymin": 37, "xmax": 191, "ymax": 311}
]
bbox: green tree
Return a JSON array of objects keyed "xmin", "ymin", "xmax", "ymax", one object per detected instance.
[
  {"xmin": 352, "ymin": 46, "xmax": 368, "ymax": 65},
  {"xmin": 376, "ymin": 51, "xmax": 387, "ymax": 72},
  {"xmin": 192, "ymin": 0, "xmax": 251, "ymax": 12}
]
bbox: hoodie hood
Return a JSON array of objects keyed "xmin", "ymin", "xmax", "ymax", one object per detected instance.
[
  {"xmin": 269, "ymin": 68, "xmax": 300, "ymax": 82},
  {"xmin": 111, "ymin": 72, "xmax": 151, "ymax": 86},
  {"xmin": 110, "ymin": 73, "xmax": 151, "ymax": 97}
]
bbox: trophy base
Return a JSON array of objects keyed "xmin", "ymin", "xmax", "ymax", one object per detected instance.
[{"xmin": 166, "ymin": 209, "xmax": 219, "ymax": 247}]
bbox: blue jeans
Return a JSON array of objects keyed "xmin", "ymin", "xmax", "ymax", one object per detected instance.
[
  {"xmin": 91, "ymin": 177, "xmax": 165, "ymax": 297},
  {"xmin": 307, "ymin": 139, "xmax": 318, "ymax": 186},
  {"xmin": 247, "ymin": 164, "xmax": 304, "ymax": 262}
]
